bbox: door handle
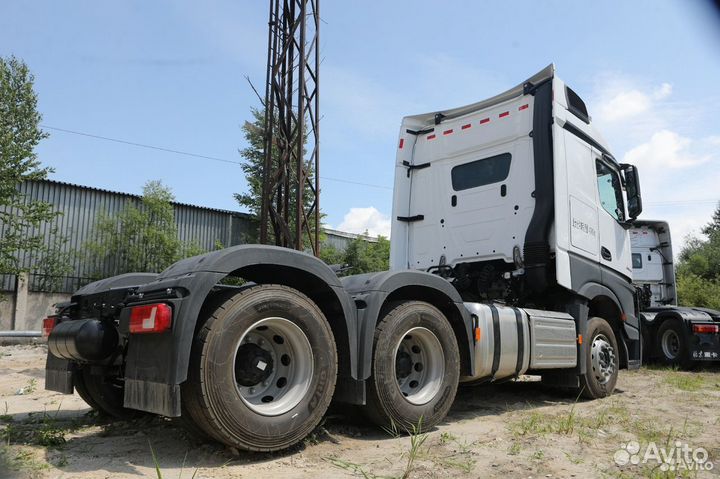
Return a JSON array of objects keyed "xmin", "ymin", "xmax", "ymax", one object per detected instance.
[{"xmin": 601, "ymin": 247, "xmax": 612, "ymax": 261}]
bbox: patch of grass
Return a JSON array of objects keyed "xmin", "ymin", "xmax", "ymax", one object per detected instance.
[
  {"xmin": 148, "ymin": 441, "xmax": 199, "ymax": 479},
  {"xmin": 400, "ymin": 418, "xmax": 429, "ymax": 479},
  {"xmin": 531, "ymin": 449, "xmax": 545, "ymax": 460},
  {"xmin": 0, "ymin": 445, "xmax": 51, "ymax": 473},
  {"xmin": 508, "ymin": 442, "xmax": 521, "ymax": 455},
  {"xmin": 664, "ymin": 372, "xmax": 705, "ymax": 392},
  {"xmin": 0, "ymin": 407, "xmax": 80, "ymax": 447},
  {"xmin": 325, "ymin": 456, "xmax": 390, "ymax": 479},
  {"xmin": 438, "ymin": 431, "xmax": 457, "ymax": 445}
]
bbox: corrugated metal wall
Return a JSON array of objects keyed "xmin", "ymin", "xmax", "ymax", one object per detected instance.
[{"xmin": 1, "ymin": 180, "xmax": 361, "ymax": 293}]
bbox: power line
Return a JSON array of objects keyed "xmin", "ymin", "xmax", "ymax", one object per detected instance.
[
  {"xmin": 43, "ymin": 125, "xmax": 715, "ymax": 202},
  {"xmin": 42, "ymin": 124, "xmax": 393, "ymax": 190},
  {"xmin": 41, "ymin": 125, "xmax": 242, "ymax": 165}
]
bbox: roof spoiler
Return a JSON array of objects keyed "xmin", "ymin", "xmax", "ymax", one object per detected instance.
[{"xmin": 403, "ymin": 64, "xmax": 555, "ymax": 126}]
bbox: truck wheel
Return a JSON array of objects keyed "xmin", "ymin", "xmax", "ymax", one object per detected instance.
[
  {"xmin": 579, "ymin": 317, "xmax": 619, "ymax": 399},
  {"xmin": 657, "ymin": 321, "xmax": 691, "ymax": 368},
  {"xmin": 182, "ymin": 284, "xmax": 337, "ymax": 452},
  {"xmin": 364, "ymin": 301, "xmax": 459, "ymax": 432},
  {"xmin": 74, "ymin": 368, "xmax": 141, "ymax": 419}
]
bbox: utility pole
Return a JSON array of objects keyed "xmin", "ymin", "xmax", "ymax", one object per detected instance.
[{"xmin": 260, "ymin": 0, "xmax": 320, "ymax": 255}]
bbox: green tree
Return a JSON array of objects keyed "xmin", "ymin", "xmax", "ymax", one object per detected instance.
[
  {"xmin": 320, "ymin": 234, "xmax": 390, "ymax": 275},
  {"xmin": 676, "ymin": 203, "xmax": 720, "ymax": 308},
  {"xmin": 85, "ymin": 180, "xmax": 204, "ymax": 275},
  {"xmin": 234, "ymin": 107, "xmax": 319, "ymax": 248},
  {"xmin": 0, "ymin": 56, "xmax": 70, "ymax": 286}
]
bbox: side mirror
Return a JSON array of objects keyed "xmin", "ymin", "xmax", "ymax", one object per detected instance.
[{"xmin": 621, "ymin": 164, "xmax": 642, "ymax": 220}]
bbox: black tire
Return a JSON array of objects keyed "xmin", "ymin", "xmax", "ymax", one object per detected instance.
[
  {"xmin": 74, "ymin": 367, "xmax": 142, "ymax": 419},
  {"xmin": 656, "ymin": 320, "xmax": 692, "ymax": 369},
  {"xmin": 579, "ymin": 317, "xmax": 619, "ymax": 399},
  {"xmin": 182, "ymin": 284, "xmax": 337, "ymax": 452},
  {"xmin": 364, "ymin": 301, "xmax": 459, "ymax": 432}
]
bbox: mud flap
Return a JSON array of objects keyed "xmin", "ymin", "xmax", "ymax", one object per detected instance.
[{"xmin": 45, "ymin": 353, "xmax": 74, "ymax": 394}]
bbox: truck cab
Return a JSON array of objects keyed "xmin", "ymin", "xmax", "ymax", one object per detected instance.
[
  {"xmin": 631, "ymin": 220, "xmax": 720, "ymax": 365},
  {"xmin": 391, "ymin": 64, "xmax": 643, "ymax": 373}
]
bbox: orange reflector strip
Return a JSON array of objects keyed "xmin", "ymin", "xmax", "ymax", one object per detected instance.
[
  {"xmin": 577, "ymin": 334, "xmax": 583, "ymax": 345},
  {"xmin": 399, "ymin": 138, "xmax": 404, "ymax": 149},
  {"xmin": 499, "ymin": 111, "xmax": 510, "ymax": 118},
  {"xmin": 461, "ymin": 123, "xmax": 472, "ymax": 130},
  {"xmin": 443, "ymin": 129, "xmax": 453, "ymax": 135},
  {"xmin": 480, "ymin": 118, "xmax": 490, "ymax": 124},
  {"xmin": 475, "ymin": 327, "xmax": 481, "ymax": 342},
  {"xmin": 519, "ymin": 104, "xmax": 529, "ymax": 111},
  {"xmin": 427, "ymin": 134, "xmax": 436, "ymax": 140}
]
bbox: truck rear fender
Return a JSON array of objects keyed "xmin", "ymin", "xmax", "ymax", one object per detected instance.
[
  {"xmin": 125, "ymin": 245, "xmax": 357, "ymax": 416},
  {"xmin": 342, "ymin": 270, "xmax": 474, "ymax": 380}
]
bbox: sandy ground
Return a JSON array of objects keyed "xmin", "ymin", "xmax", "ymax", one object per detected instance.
[{"xmin": 1, "ymin": 344, "xmax": 719, "ymax": 479}]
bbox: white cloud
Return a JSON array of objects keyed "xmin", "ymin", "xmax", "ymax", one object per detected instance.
[
  {"xmin": 653, "ymin": 82, "xmax": 672, "ymax": 100},
  {"xmin": 588, "ymin": 74, "xmax": 719, "ymax": 255},
  {"xmin": 623, "ymin": 130, "xmax": 708, "ymax": 171},
  {"xmin": 597, "ymin": 88, "xmax": 652, "ymax": 122},
  {"xmin": 337, "ymin": 207, "xmax": 391, "ymax": 238},
  {"xmin": 594, "ymin": 80, "xmax": 672, "ymax": 123}
]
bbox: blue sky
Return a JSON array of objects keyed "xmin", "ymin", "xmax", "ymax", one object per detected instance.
[{"xmin": 2, "ymin": 1, "xmax": 719, "ymax": 249}]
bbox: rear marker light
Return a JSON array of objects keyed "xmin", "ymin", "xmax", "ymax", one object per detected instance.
[
  {"xmin": 519, "ymin": 104, "xmax": 529, "ymax": 111},
  {"xmin": 475, "ymin": 327, "xmax": 481, "ymax": 342},
  {"xmin": 499, "ymin": 111, "xmax": 510, "ymax": 118},
  {"xmin": 461, "ymin": 124, "xmax": 471, "ymax": 130},
  {"xmin": 42, "ymin": 317, "xmax": 57, "ymax": 339},
  {"xmin": 399, "ymin": 138, "xmax": 404, "ymax": 149},
  {"xmin": 480, "ymin": 118, "xmax": 490, "ymax": 124},
  {"xmin": 129, "ymin": 303, "xmax": 172, "ymax": 334},
  {"xmin": 577, "ymin": 334, "xmax": 583, "ymax": 345},
  {"xmin": 692, "ymin": 324, "xmax": 719, "ymax": 334},
  {"xmin": 443, "ymin": 129, "xmax": 453, "ymax": 136},
  {"xmin": 427, "ymin": 134, "xmax": 436, "ymax": 140}
]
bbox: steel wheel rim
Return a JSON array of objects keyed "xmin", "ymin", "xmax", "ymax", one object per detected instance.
[
  {"xmin": 590, "ymin": 333, "xmax": 616, "ymax": 385},
  {"xmin": 661, "ymin": 329, "xmax": 680, "ymax": 359},
  {"xmin": 233, "ymin": 317, "xmax": 313, "ymax": 416},
  {"xmin": 393, "ymin": 327, "xmax": 444, "ymax": 405}
]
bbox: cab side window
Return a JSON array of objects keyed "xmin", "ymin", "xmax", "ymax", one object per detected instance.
[
  {"xmin": 451, "ymin": 153, "xmax": 511, "ymax": 191},
  {"xmin": 595, "ymin": 159, "xmax": 625, "ymax": 221}
]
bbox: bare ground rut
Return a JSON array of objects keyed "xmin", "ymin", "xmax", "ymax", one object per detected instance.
[{"xmin": 1, "ymin": 344, "xmax": 719, "ymax": 479}]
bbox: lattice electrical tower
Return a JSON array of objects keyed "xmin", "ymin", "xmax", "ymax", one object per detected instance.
[{"xmin": 260, "ymin": 0, "xmax": 320, "ymax": 255}]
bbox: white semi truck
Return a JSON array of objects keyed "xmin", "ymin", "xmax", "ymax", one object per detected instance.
[
  {"xmin": 630, "ymin": 220, "xmax": 720, "ymax": 367},
  {"xmin": 44, "ymin": 65, "xmax": 645, "ymax": 451}
]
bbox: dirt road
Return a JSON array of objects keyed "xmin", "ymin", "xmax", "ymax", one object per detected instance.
[{"xmin": 1, "ymin": 344, "xmax": 718, "ymax": 478}]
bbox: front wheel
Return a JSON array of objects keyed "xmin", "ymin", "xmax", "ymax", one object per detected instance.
[
  {"xmin": 364, "ymin": 301, "xmax": 459, "ymax": 432},
  {"xmin": 578, "ymin": 317, "xmax": 619, "ymax": 399},
  {"xmin": 182, "ymin": 284, "xmax": 337, "ymax": 452}
]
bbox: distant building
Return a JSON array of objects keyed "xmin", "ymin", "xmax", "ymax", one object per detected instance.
[{"xmin": 0, "ymin": 179, "xmax": 373, "ymax": 332}]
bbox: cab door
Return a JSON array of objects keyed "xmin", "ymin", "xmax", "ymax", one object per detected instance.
[{"xmin": 593, "ymin": 153, "xmax": 632, "ymax": 279}]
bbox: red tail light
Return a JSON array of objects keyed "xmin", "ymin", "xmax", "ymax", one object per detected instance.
[
  {"xmin": 692, "ymin": 324, "xmax": 719, "ymax": 334},
  {"xmin": 129, "ymin": 304, "xmax": 172, "ymax": 334},
  {"xmin": 42, "ymin": 317, "xmax": 57, "ymax": 339}
]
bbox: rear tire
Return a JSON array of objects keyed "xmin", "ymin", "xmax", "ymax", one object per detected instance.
[
  {"xmin": 74, "ymin": 368, "xmax": 141, "ymax": 419},
  {"xmin": 579, "ymin": 317, "xmax": 619, "ymax": 399},
  {"xmin": 364, "ymin": 301, "xmax": 459, "ymax": 432},
  {"xmin": 657, "ymin": 320, "xmax": 691, "ymax": 369},
  {"xmin": 182, "ymin": 284, "xmax": 337, "ymax": 452}
]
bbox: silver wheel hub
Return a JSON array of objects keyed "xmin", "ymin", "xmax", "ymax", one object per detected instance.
[
  {"xmin": 661, "ymin": 329, "xmax": 680, "ymax": 359},
  {"xmin": 233, "ymin": 317, "xmax": 313, "ymax": 416},
  {"xmin": 394, "ymin": 327, "xmax": 444, "ymax": 405},
  {"xmin": 590, "ymin": 333, "xmax": 616, "ymax": 385}
]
